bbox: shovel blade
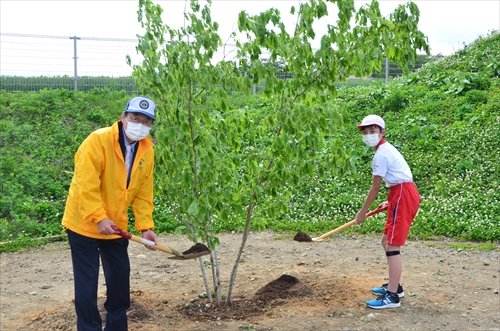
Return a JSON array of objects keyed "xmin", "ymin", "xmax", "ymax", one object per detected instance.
[{"xmin": 167, "ymin": 251, "xmax": 210, "ymax": 260}]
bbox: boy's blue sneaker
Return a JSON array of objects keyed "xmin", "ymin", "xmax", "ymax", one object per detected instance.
[
  {"xmin": 366, "ymin": 292, "xmax": 401, "ymax": 309},
  {"xmin": 371, "ymin": 283, "xmax": 404, "ymax": 298}
]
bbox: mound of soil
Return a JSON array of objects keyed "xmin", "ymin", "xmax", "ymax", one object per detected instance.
[
  {"xmin": 183, "ymin": 243, "xmax": 209, "ymax": 255},
  {"xmin": 26, "ymin": 295, "xmax": 151, "ymax": 330},
  {"xmin": 99, "ymin": 297, "xmax": 152, "ymax": 323},
  {"xmin": 293, "ymin": 231, "xmax": 312, "ymax": 242},
  {"xmin": 181, "ymin": 275, "xmax": 314, "ymax": 322},
  {"xmin": 181, "ymin": 297, "xmax": 264, "ymax": 322},
  {"xmin": 253, "ymin": 274, "xmax": 313, "ymax": 303}
]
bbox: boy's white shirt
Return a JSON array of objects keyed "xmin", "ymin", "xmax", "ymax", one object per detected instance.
[{"xmin": 372, "ymin": 142, "xmax": 413, "ymax": 187}]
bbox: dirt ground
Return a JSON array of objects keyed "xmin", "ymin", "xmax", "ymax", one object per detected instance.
[{"xmin": 1, "ymin": 230, "xmax": 499, "ymax": 331}]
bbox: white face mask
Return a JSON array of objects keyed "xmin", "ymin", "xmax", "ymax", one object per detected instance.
[
  {"xmin": 362, "ymin": 133, "xmax": 381, "ymax": 147},
  {"xmin": 124, "ymin": 121, "xmax": 151, "ymax": 141}
]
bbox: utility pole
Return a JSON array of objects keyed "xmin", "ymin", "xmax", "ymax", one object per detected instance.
[{"xmin": 69, "ymin": 36, "xmax": 81, "ymax": 91}]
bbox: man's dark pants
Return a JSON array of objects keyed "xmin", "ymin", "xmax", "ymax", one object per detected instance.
[{"xmin": 67, "ymin": 230, "xmax": 130, "ymax": 331}]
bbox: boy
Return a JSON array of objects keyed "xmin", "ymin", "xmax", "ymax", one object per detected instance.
[{"xmin": 355, "ymin": 115, "xmax": 420, "ymax": 309}]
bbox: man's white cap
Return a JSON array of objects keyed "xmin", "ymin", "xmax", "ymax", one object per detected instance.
[
  {"xmin": 125, "ymin": 96, "xmax": 156, "ymax": 120},
  {"xmin": 357, "ymin": 115, "xmax": 385, "ymax": 129}
]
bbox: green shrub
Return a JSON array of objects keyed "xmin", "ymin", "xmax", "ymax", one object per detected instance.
[
  {"xmin": 382, "ymin": 87, "xmax": 408, "ymax": 112},
  {"xmin": 465, "ymin": 90, "xmax": 488, "ymax": 104}
]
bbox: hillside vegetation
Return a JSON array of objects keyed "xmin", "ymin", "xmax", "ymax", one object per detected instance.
[
  {"xmin": 0, "ymin": 32, "xmax": 498, "ymax": 252},
  {"xmin": 274, "ymin": 32, "xmax": 499, "ymax": 241}
]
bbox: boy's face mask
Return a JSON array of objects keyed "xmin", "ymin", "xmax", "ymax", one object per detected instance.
[{"xmin": 362, "ymin": 133, "xmax": 381, "ymax": 147}]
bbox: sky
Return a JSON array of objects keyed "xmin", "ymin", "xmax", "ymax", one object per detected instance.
[{"xmin": 1, "ymin": 0, "xmax": 499, "ymax": 76}]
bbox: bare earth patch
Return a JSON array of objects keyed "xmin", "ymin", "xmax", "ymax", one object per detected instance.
[{"xmin": 1, "ymin": 231, "xmax": 499, "ymax": 331}]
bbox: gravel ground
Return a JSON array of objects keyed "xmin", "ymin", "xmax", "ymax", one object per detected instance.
[{"xmin": 1, "ymin": 230, "xmax": 499, "ymax": 330}]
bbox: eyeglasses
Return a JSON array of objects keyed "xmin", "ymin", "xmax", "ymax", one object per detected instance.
[{"xmin": 126, "ymin": 114, "xmax": 154, "ymax": 127}]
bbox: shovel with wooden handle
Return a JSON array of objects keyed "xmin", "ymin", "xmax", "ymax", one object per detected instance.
[
  {"xmin": 111, "ymin": 225, "xmax": 209, "ymax": 260},
  {"xmin": 312, "ymin": 202, "xmax": 388, "ymax": 242}
]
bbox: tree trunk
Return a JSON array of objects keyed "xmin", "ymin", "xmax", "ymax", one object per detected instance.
[
  {"xmin": 186, "ymin": 217, "xmax": 213, "ymax": 303},
  {"xmin": 209, "ymin": 220, "xmax": 222, "ymax": 304},
  {"xmin": 225, "ymin": 202, "xmax": 256, "ymax": 304},
  {"xmin": 201, "ymin": 219, "xmax": 219, "ymax": 304},
  {"xmin": 198, "ymin": 257, "xmax": 213, "ymax": 303}
]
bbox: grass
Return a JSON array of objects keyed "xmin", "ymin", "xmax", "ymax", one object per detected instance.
[
  {"xmin": 0, "ymin": 236, "xmax": 67, "ymax": 253},
  {"xmin": 448, "ymin": 243, "xmax": 498, "ymax": 252},
  {"xmin": 424, "ymin": 241, "xmax": 499, "ymax": 252}
]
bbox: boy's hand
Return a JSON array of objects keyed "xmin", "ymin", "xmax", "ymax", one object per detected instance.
[
  {"xmin": 355, "ymin": 210, "xmax": 367, "ymax": 224},
  {"xmin": 377, "ymin": 201, "xmax": 389, "ymax": 211}
]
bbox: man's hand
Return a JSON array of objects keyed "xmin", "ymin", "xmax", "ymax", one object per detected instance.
[
  {"xmin": 141, "ymin": 229, "xmax": 158, "ymax": 250},
  {"xmin": 97, "ymin": 218, "xmax": 117, "ymax": 235}
]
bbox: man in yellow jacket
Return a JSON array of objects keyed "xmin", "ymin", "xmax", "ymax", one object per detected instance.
[{"xmin": 62, "ymin": 96, "xmax": 158, "ymax": 331}]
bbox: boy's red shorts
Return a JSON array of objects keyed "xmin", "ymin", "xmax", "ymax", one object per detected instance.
[{"xmin": 385, "ymin": 182, "xmax": 420, "ymax": 246}]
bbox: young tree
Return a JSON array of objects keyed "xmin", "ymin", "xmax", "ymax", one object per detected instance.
[
  {"xmin": 128, "ymin": 0, "xmax": 429, "ymax": 305},
  {"xmin": 226, "ymin": 0, "xmax": 429, "ymax": 302}
]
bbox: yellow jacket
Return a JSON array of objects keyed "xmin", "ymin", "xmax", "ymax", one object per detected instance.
[{"xmin": 62, "ymin": 120, "xmax": 155, "ymax": 239}]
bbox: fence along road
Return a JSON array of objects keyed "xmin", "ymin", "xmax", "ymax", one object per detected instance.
[
  {"xmin": 1, "ymin": 33, "xmax": 143, "ymax": 93},
  {"xmin": 0, "ymin": 32, "xmax": 273, "ymax": 93},
  {"xmin": 1, "ymin": 32, "xmax": 421, "ymax": 93}
]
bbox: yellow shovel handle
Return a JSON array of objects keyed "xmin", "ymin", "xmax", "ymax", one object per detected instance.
[
  {"xmin": 314, "ymin": 204, "xmax": 388, "ymax": 241},
  {"xmin": 112, "ymin": 225, "xmax": 181, "ymax": 256}
]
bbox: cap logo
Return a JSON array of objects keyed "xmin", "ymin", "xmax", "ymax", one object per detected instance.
[{"xmin": 139, "ymin": 100, "xmax": 149, "ymax": 110}]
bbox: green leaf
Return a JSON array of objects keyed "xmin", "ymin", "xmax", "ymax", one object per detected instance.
[
  {"xmin": 188, "ymin": 200, "xmax": 199, "ymax": 216},
  {"xmin": 174, "ymin": 226, "xmax": 187, "ymax": 235},
  {"xmin": 221, "ymin": 99, "xmax": 228, "ymax": 111},
  {"xmin": 167, "ymin": 127, "xmax": 176, "ymax": 140},
  {"xmin": 220, "ymin": 209, "xmax": 229, "ymax": 222},
  {"xmin": 209, "ymin": 235, "xmax": 220, "ymax": 250}
]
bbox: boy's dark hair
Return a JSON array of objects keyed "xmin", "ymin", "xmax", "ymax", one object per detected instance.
[{"xmin": 360, "ymin": 124, "xmax": 384, "ymax": 132}]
